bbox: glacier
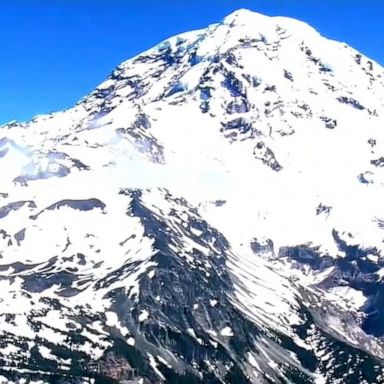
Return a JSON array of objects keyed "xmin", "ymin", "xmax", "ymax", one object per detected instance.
[{"xmin": 1, "ymin": 8, "xmax": 384, "ymax": 384}]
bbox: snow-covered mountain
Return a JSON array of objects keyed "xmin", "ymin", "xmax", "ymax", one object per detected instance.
[{"xmin": 1, "ymin": 8, "xmax": 384, "ymax": 383}]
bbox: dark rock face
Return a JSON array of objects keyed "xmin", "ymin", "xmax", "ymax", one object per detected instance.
[
  {"xmin": 226, "ymin": 98, "xmax": 250, "ymax": 114},
  {"xmin": 46, "ymin": 199, "xmax": 106, "ymax": 212},
  {"xmin": 222, "ymin": 71, "xmax": 246, "ymax": 98},
  {"xmin": 337, "ymin": 96, "xmax": 365, "ymax": 110},
  {"xmin": 253, "ymin": 141, "xmax": 282, "ymax": 171},
  {"xmin": 0, "ymin": 201, "xmax": 36, "ymax": 219},
  {"xmin": 320, "ymin": 116, "xmax": 337, "ymax": 129},
  {"xmin": 278, "ymin": 231, "xmax": 384, "ymax": 340},
  {"xmin": 371, "ymin": 157, "xmax": 384, "ymax": 167},
  {"xmin": 0, "ymin": 189, "xmax": 382, "ymax": 383},
  {"xmin": 116, "ymin": 112, "xmax": 165, "ymax": 164},
  {"xmin": 29, "ymin": 199, "xmax": 106, "ymax": 220},
  {"xmin": 221, "ymin": 118, "xmax": 252, "ymax": 134}
]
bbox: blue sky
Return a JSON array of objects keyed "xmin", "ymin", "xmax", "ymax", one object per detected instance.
[{"xmin": 1, "ymin": 1, "xmax": 383, "ymax": 124}]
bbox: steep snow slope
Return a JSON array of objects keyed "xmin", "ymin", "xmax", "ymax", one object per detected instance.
[{"xmin": 1, "ymin": 8, "xmax": 384, "ymax": 384}]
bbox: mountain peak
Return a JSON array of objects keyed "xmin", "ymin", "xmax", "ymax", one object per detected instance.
[
  {"xmin": 223, "ymin": 8, "xmax": 268, "ymax": 25},
  {"xmin": 223, "ymin": 8, "xmax": 319, "ymax": 39}
]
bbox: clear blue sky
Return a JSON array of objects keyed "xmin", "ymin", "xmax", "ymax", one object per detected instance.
[{"xmin": 1, "ymin": 1, "xmax": 383, "ymax": 125}]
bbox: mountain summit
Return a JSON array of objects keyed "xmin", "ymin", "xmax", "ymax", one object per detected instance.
[{"xmin": 1, "ymin": 9, "xmax": 384, "ymax": 384}]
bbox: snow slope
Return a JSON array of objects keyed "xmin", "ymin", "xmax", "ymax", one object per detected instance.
[{"xmin": 1, "ymin": 8, "xmax": 384, "ymax": 384}]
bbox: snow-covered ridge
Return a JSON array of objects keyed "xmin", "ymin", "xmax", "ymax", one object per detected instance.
[{"xmin": 1, "ymin": 8, "xmax": 384, "ymax": 383}]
